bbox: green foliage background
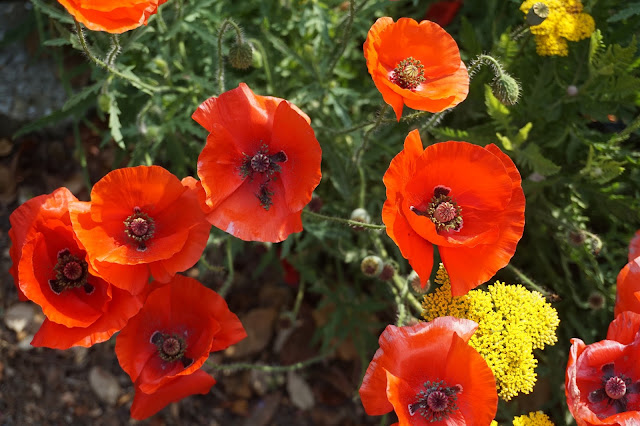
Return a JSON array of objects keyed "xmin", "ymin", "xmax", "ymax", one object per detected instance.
[{"xmin": 11, "ymin": 0, "xmax": 640, "ymax": 423}]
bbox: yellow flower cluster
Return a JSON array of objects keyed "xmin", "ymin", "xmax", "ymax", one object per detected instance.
[
  {"xmin": 422, "ymin": 265, "xmax": 559, "ymax": 400},
  {"xmin": 490, "ymin": 411, "xmax": 555, "ymax": 425},
  {"xmin": 513, "ymin": 411, "xmax": 555, "ymax": 426},
  {"xmin": 520, "ymin": 0, "xmax": 595, "ymax": 56}
]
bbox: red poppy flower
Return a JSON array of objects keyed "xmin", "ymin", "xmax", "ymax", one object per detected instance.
[
  {"xmin": 363, "ymin": 17, "xmax": 469, "ymax": 121},
  {"xmin": 629, "ymin": 230, "xmax": 640, "ymax": 262},
  {"xmin": 68, "ymin": 166, "xmax": 211, "ymax": 296},
  {"xmin": 607, "ymin": 311, "xmax": 640, "ymax": 345},
  {"xmin": 9, "ymin": 187, "xmax": 146, "ymax": 349},
  {"xmin": 57, "ymin": 0, "xmax": 168, "ymax": 34},
  {"xmin": 359, "ymin": 317, "xmax": 497, "ymax": 425},
  {"xmin": 614, "ymin": 258, "xmax": 640, "ymax": 317},
  {"xmin": 425, "ymin": 1, "xmax": 463, "ymax": 27},
  {"xmin": 565, "ymin": 334, "xmax": 640, "ymax": 424},
  {"xmin": 192, "ymin": 83, "xmax": 322, "ymax": 242},
  {"xmin": 115, "ymin": 274, "xmax": 246, "ymax": 420},
  {"xmin": 382, "ymin": 131, "xmax": 525, "ymax": 296}
]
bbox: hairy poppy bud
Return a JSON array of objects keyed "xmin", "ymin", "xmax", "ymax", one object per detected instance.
[
  {"xmin": 526, "ymin": 2, "xmax": 549, "ymax": 26},
  {"xmin": 491, "ymin": 73, "xmax": 520, "ymax": 106},
  {"xmin": 229, "ymin": 42, "xmax": 253, "ymax": 70},
  {"xmin": 361, "ymin": 256, "xmax": 384, "ymax": 277}
]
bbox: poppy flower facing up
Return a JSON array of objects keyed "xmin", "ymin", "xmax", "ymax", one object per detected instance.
[
  {"xmin": 57, "ymin": 0, "xmax": 168, "ymax": 34},
  {"xmin": 382, "ymin": 130, "xmax": 525, "ymax": 296},
  {"xmin": 359, "ymin": 317, "xmax": 497, "ymax": 425},
  {"xmin": 565, "ymin": 319, "xmax": 640, "ymax": 425},
  {"xmin": 614, "ymin": 257, "xmax": 640, "ymax": 317},
  {"xmin": 69, "ymin": 166, "xmax": 211, "ymax": 296},
  {"xmin": 192, "ymin": 83, "xmax": 322, "ymax": 242},
  {"xmin": 115, "ymin": 275, "xmax": 246, "ymax": 420},
  {"xmin": 364, "ymin": 17, "xmax": 469, "ymax": 121},
  {"xmin": 9, "ymin": 187, "xmax": 146, "ymax": 349}
]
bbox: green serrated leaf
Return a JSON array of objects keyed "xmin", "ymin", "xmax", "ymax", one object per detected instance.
[
  {"xmin": 31, "ymin": 0, "xmax": 73, "ymax": 24},
  {"xmin": 496, "ymin": 133, "xmax": 513, "ymax": 151},
  {"xmin": 108, "ymin": 94, "xmax": 125, "ymax": 149},
  {"xmin": 607, "ymin": 2, "xmax": 640, "ymax": 22},
  {"xmin": 513, "ymin": 122, "xmax": 533, "ymax": 148},
  {"xmin": 517, "ymin": 143, "xmax": 561, "ymax": 176},
  {"xmin": 62, "ymin": 82, "xmax": 102, "ymax": 112},
  {"xmin": 484, "ymin": 84, "xmax": 512, "ymax": 134}
]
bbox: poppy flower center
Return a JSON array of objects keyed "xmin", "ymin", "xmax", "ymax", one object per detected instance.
[
  {"xmin": 391, "ymin": 57, "xmax": 426, "ymax": 90},
  {"xmin": 150, "ymin": 331, "xmax": 193, "ymax": 367},
  {"xmin": 408, "ymin": 380, "xmax": 462, "ymax": 421},
  {"xmin": 411, "ymin": 185, "xmax": 463, "ymax": 232},
  {"xmin": 239, "ymin": 144, "xmax": 289, "ymax": 210},
  {"xmin": 124, "ymin": 206, "xmax": 156, "ymax": 251},
  {"xmin": 50, "ymin": 248, "xmax": 91, "ymax": 294},
  {"xmin": 606, "ymin": 376, "xmax": 626, "ymax": 400},
  {"xmin": 588, "ymin": 363, "xmax": 640, "ymax": 416}
]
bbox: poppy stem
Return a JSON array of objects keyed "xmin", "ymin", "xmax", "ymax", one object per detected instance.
[
  {"xmin": 302, "ymin": 210, "xmax": 386, "ymax": 230},
  {"xmin": 505, "ymin": 264, "xmax": 551, "ymax": 296},
  {"xmin": 106, "ymin": 34, "xmax": 121, "ymax": 66},
  {"xmin": 219, "ymin": 237, "xmax": 235, "ymax": 298},
  {"xmin": 392, "ymin": 273, "xmax": 423, "ymax": 315},
  {"xmin": 217, "ymin": 18, "xmax": 244, "ymax": 94},
  {"xmin": 327, "ymin": 0, "xmax": 358, "ymax": 75},
  {"xmin": 73, "ymin": 19, "xmax": 159, "ymax": 94},
  {"xmin": 208, "ymin": 351, "xmax": 331, "ymax": 372}
]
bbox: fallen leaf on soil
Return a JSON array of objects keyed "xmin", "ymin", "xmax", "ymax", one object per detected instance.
[
  {"xmin": 242, "ymin": 392, "xmax": 282, "ymax": 426},
  {"xmin": 88, "ymin": 366, "xmax": 121, "ymax": 405},
  {"xmin": 225, "ymin": 308, "xmax": 278, "ymax": 359},
  {"xmin": 287, "ymin": 371, "xmax": 315, "ymax": 411},
  {"xmin": 4, "ymin": 303, "xmax": 35, "ymax": 334}
]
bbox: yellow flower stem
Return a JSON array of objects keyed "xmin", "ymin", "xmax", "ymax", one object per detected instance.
[
  {"xmin": 302, "ymin": 210, "xmax": 386, "ymax": 230},
  {"xmin": 73, "ymin": 19, "xmax": 159, "ymax": 94},
  {"xmin": 505, "ymin": 264, "xmax": 550, "ymax": 296}
]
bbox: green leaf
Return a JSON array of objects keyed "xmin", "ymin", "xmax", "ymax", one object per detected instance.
[
  {"xmin": 108, "ymin": 93, "xmax": 125, "ymax": 149},
  {"xmin": 484, "ymin": 84, "xmax": 512, "ymax": 134},
  {"xmin": 517, "ymin": 143, "xmax": 561, "ymax": 176},
  {"xmin": 607, "ymin": 2, "xmax": 640, "ymax": 22},
  {"xmin": 31, "ymin": 0, "xmax": 73, "ymax": 24},
  {"xmin": 62, "ymin": 82, "xmax": 102, "ymax": 112}
]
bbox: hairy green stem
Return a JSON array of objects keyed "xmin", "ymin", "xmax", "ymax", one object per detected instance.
[
  {"xmin": 248, "ymin": 37, "xmax": 273, "ymax": 92},
  {"xmin": 327, "ymin": 0, "xmax": 357, "ymax": 75},
  {"xmin": 217, "ymin": 18, "xmax": 244, "ymax": 94},
  {"xmin": 219, "ymin": 237, "xmax": 235, "ymax": 297},
  {"xmin": 353, "ymin": 104, "xmax": 389, "ymax": 164},
  {"xmin": 302, "ymin": 210, "xmax": 386, "ymax": 230},
  {"xmin": 209, "ymin": 351, "xmax": 330, "ymax": 372},
  {"xmin": 506, "ymin": 264, "xmax": 550, "ymax": 296},
  {"xmin": 73, "ymin": 20, "xmax": 158, "ymax": 93},
  {"xmin": 392, "ymin": 273, "xmax": 423, "ymax": 315},
  {"xmin": 106, "ymin": 34, "xmax": 121, "ymax": 66}
]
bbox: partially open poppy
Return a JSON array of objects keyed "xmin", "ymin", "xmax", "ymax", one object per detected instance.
[
  {"xmin": 382, "ymin": 131, "xmax": 525, "ymax": 296},
  {"xmin": 363, "ymin": 17, "xmax": 469, "ymax": 121},
  {"xmin": 69, "ymin": 166, "xmax": 211, "ymax": 296},
  {"xmin": 359, "ymin": 317, "xmax": 497, "ymax": 425},
  {"xmin": 9, "ymin": 187, "xmax": 146, "ymax": 349},
  {"xmin": 115, "ymin": 274, "xmax": 246, "ymax": 419},
  {"xmin": 614, "ymin": 258, "xmax": 640, "ymax": 318},
  {"xmin": 57, "ymin": 0, "xmax": 168, "ymax": 34},
  {"xmin": 192, "ymin": 83, "xmax": 322, "ymax": 242},
  {"xmin": 565, "ymin": 334, "xmax": 640, "ymax": 424}
]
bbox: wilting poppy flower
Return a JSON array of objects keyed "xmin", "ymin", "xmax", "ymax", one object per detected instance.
[
  {"xmin": 192, "ymin": 83, "xmax": 322, "ymax": 242},
  {"xmin": 57, "ymin": 0, "xmax": 168, "ymax": 34},
  {"xmin": 115, "ymin": 274, "xmax": 246, "ymax": 419},
  {"xmin": 425, "ymin": 1, "xmax": 463, "ymax": 27},
  {"xmin": 363, "ymin": 17, "xmax": 469, "ymax": 121},
  {"xmin": 69, "ymin": 166, "xmax": 211, "ymax": 296},
  {"xmin": 565, "ymin": 332, "xmax": 640, "ymax": 424},
  {"xmin": 382, "ymin": 131, "xmax": 525, "ymax": 296},
  {"xmin": 359, "ymin": 316, "xmax": 497, "ymax": 425},
  {"xmin": 614, "ymin": 257, "xmax": 640, "ymax": 317},
  {"xmin": 9, "ymin": 187, "xmax": 146, "ymax": 349},
  {"xmin": 629, "ymin": 230, "xmax": 640, "ymax": 262}
]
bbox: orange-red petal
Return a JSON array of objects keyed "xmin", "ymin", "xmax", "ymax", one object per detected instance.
[
  {"xmin": 615, "ymin": 258, "xmax": 640, "ymax": 317},
  {"xmin": 130, "ymin": 370, "xmax": 216, "ymax": 420},
  {"xmin": 630, "ymin": 230, "xmax": 640, "ymax": 262},
  {"xmin": 57, "ymin": 0, "xmax": 164, "ymax": 34},
  {"xmin": 606, "ymin": 311, "xmax": 640, "ymax": 345}
]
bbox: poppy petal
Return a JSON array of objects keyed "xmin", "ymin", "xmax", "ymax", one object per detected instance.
[
  {"xmin": 629, "ymin": 230, "xmax": 640, "ymax": 262},
  {"xmin": 606, "ymin": 311, "xmax": 640, "ymax": 345},
  {"xmin": 615, "ymin": 258, "xmax": 640, "ymax": 317},
  {"xmin": 130, "ymin": 370, "xmax": 216, "ymax": 420}
]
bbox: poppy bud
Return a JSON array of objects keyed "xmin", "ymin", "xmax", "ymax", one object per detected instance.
[
  {"xmin": 567, "ymin": 85, "xmax": 579, "ymax": 96},
  {"xmin": 361, "ymin": 256, "xmax": 384, "ymax": 277},
  {"xmin": 350, "ymin": 208, "xmax": 371, "ymax": 224},
  {"xmin": 229, "ymin": 42, "xmax": 253, "ymax": 70},
  {"xmin": 379, "ymin": 263, "xmax": 395, "ymax": 281},
  {"xmin": 526, "ymin": 2, "xmax": 549, "ymax": 26},
  {"xmin": 491, "ymin": 73, "xmax": 520, "ymax": 106},
  {"xmin": 588, "ymin": 292, "xmax": 605, "ymax": 310}
]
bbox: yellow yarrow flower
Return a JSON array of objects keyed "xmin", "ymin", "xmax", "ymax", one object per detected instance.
[
  {"xmin": 519, "ymin": 0, "xmax": 595, "ymax": 56},
  {"xmin": 513, "ymin": 411, "xmax": 555, "ymax": 426},
  {"xmin": 422, "ymin": 264, "xmax": 559, "ymax": 400}
]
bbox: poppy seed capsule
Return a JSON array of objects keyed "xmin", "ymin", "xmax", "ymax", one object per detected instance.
[
  {"xmin": 229, "ymin": 42, "xmax": 253, "ymax": 70},
  {"xmin": 361, "ymin": 255, "xmax": 384, "ymax": 277},
  {"xmin": 409, "ymin": 270, "xmax": 430, "ymax": 294},
  {"xmin": 350, "ymin": 208, "xmax": 371, "ymax": 224},
  {"xmin": 526, "ymin": 2, "xmax": 549, "ymax": 26}
]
